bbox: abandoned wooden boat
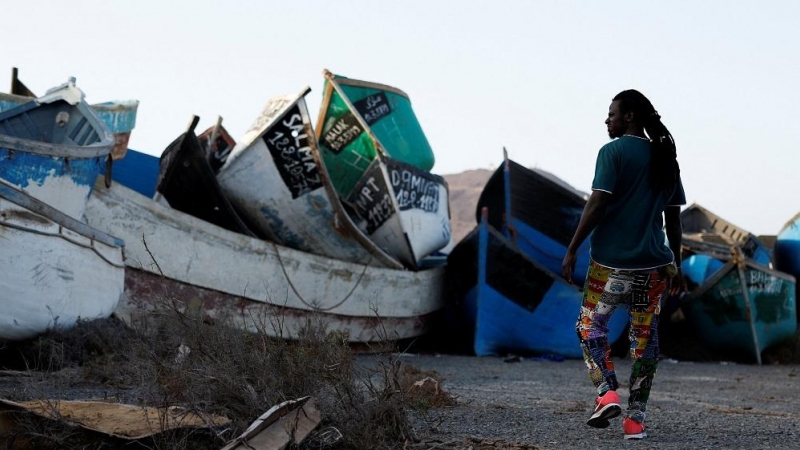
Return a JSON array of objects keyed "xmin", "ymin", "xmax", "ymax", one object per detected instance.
[
  {"xmin": 82, "ymin": 180, "xmax": 446, "ymax": 343},
  {"xmin": 155, "ymin": 116, "xmax": 256, "ymax": 236},
  {"xmin": 217, "ymin": 87, "xmax": 402, "ymax": 268},
  {"xmin": 0, "ymin": 181, "xmax": 124, "ymax": 341},
  {"xmin": 316, "ymin": 70, "xmax": 434, "ymax": 197},
  {"xmin": 678, "ymin": 205, "xmax": 795, "ymax": 363},
  {"xmin": 680, "ymin": 203, "xmax": 772, "ymax": 266},
  {"xmin": 317, "ymin": 72, "xmax": 451, "ymax": 268},
  {"xmin": 681, "ymin": 252, "xmax": 796, "ymax": 364},
  {"xmin": 445, "ymin": 209, "xmax": 627, "ymax": 358},
  {"xmin": 476, "ymin": 153, "xmax": 591, "ymax": 277},
  {"xmin": 0, "ymin": 78, "xmax": 114, "ymax": 218},
  {"xmin": 4, "ymin": 68, "xmax": 139, "ymax": 160}
]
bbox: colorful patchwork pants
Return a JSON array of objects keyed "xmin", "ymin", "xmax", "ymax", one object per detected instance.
[{"xmin": 576, "ymin": 259, "xmax": 670, "ymax": 422}]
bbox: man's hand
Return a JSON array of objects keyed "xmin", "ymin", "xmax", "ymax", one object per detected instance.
[
  {"xmin": 669, "ymin": 269, "xmax": 687, "ymax": 296},
  {"xmin": 562, "ymin": 251, "xmax": 577, "ymax": 285}
]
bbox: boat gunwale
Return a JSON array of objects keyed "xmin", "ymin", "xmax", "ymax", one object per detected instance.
[
  {"xmin": 684, "ymin": 258, "xmax": 796, "ymax": 303},
  {"xmin": 0, "ymin": 181, "xmax": 124, "ymax": 248},
  {"xmin": 327, "ymin": 73, "xmax": 410, "ymax": 100},
  {"xmin": 91, "ymin": 180, "xmax": 447, "ymax": 281}
]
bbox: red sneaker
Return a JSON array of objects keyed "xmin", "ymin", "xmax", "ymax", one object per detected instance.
[
  {"xmin": 587, "ymin": 390, "xmax": 621, "ymax": 428},
  {"xmin": 623, "ymin": 417, "xmax": 647, "ymax": 439}
]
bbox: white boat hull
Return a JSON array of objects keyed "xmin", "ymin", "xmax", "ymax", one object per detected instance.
[
  {"xmin": 83, "ymin": 181, "xmax": 446, "ymax": 341},
  {"xmin": 348, "ymin": 158, "xmax": 451, "ymax": 268},
  {"xmin": 218, "ymin": 90, "xmax": 401, "ymax": 269},
  {"xmin": 0, "ymin": 184, "xmax": 124, "ymax": 341}
]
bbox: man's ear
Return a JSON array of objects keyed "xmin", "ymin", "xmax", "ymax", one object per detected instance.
[{"xmin": 624, "ymin": 110, "xmax": 635, "ymax": 123}]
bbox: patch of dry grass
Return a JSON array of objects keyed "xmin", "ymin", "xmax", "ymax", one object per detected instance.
[{"xmin": 0, "ymin": 297, "xmax": 456, "ymax": 449}]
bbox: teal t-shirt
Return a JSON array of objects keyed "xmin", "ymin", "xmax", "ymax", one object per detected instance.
[{"xmin": 589, "ymin": 135, "xmax": 686, "ymax": 270}]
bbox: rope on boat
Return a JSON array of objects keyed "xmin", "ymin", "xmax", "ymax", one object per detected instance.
[
  {"xmin": 0, "ymin": 220, "xmax": 125, "ymax": 268},
  {"xmin": 270, "ymin": 241, "xmax": 372, "ymax": 312}
]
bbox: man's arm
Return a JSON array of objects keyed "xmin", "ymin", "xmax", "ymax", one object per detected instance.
[
  {"xmin": 561, "ymin": 190, "xmax": 612, "ymax": 284},
  {"xmin": 664, "ymin": 205, "xmax": 686, "ymax": 295}
]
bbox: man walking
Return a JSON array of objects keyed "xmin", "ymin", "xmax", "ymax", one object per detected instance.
[{"xmin": 561, "ymin": 90, "xmax": 686, "ymax": 440}]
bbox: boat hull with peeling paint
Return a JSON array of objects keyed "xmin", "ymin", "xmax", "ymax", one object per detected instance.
[
  {"xmin": 0, "ymin": 80, "xmax": 114, "ymax": 219},
  {"xmin": 0, "ymin": 182, "xmax": 124, "ymax": 341},
  {"xmin": 316, "ymin": 73, "xmax": 451, "ymax": 268},
  {"xmin": 218, "ymin": 88, "xmax": 402, "ymax": 269},
  {"xmin": 83, "ymin": 180, "xmax": 446, "ymax": 342}
]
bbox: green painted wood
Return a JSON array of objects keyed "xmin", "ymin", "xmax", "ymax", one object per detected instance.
[{"xmin": 317, "ymin": 73, "xmax": 434, "ymax": 198}]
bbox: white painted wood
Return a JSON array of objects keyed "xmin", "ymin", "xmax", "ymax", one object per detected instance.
[
  {"xmin": 0, "ymin": 197, "xmax": 124, "ymax": 341},
  {"xmin": 83, "ymin": 181, "xmax": 445, "ymax": 319},
  {"xmin": 218, "ymin": 91, "xmax": 401, "ymax": 269}
]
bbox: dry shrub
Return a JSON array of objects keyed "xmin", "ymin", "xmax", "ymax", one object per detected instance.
[
  {"xmin": 0, "ymin": 294, "xmax": 447, "ymax": 449},
  {"xmin": 397, "ymin": 365, "xmax": 456, "ymax": 411}
]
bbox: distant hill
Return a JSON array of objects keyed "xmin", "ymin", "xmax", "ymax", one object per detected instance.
[{"xmin": 443, "ymin": 168, "xmax": 494, "ymax": 245}]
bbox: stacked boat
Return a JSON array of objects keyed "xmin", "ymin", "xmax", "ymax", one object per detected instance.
[
  {"xmin": 81, "ymin": 70, "xmax": 451, "ymax": 343},
  {"xmin": 679, "ymin": 204, "xmax": 796, "ymax": 364},
  {"xmin": 0, "ymin": 77, "xmax": 132, "ymax": 340},
  {"xmin": 445, "ymin": 151, "xmax": 627, "ymax": 358}
]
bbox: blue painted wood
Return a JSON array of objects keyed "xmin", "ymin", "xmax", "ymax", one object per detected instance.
[
  {"xmin": 101, "ymin": 149, "xmax": 160, "ymax": 198},
  {"xmin": 683, "ymin": 260, "xmax": 796, "ymax": 360},
  {"xmin": 775, "ymin": 213, "xmax": 800, "ymax": 280},
  {"xmin": 0, "ymin": 81, "xmax": 114, "ymax": 218},
  {"xmin": 447, "ymin": 219, "xmax": 627, "ymax": 358}
]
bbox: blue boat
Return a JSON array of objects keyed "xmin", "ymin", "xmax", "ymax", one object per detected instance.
[
  {"xmin": 682, "ymin": 253, "xmax": 796, "ymax": 364},
  {"xmin": 680, "ymin": 203, "xmax": 772, "ymax": 266},
  {"xmin": 476, "ymin": 155, "xmax": 592, "ymax": 277},
  {"xmin": 0, "ymin": 78, "xmax": 114, "ymax": 218},
  {"xmin": 446, "ymin": 209, "xmax": 628, "ymax": 358},
  {"xmin": 3, "ymin": 68, "xmax": 139, "ymax": 161},
  {"xmin": 445, "ymin": 154, "xmax": 627, "ymax": 357},
  {"xmin": 678, "ymin": 205, "xmax": 795, "ymax": 363}
]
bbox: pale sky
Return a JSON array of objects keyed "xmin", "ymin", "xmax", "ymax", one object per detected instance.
[{"xmin": 4, "ymin": 0, "xmax": 799, "ymax": 235}]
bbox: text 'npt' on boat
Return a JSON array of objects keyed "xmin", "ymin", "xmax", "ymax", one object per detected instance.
[{"xmin": 316, "ymin": 70, "xmax": 451, "ymax": 268}]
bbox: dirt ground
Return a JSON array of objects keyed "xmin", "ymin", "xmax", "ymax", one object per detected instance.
[{"xmin": 393, "ymin": 353, "xmax": 800, "ymax": 450}]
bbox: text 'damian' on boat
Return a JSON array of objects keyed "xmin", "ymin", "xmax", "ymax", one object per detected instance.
[
  {"xmin": 316, "ymin": 70, "xmax": 451, "ymax": 268},
  {"xmin": 0, "ymin": 181, "xmax": 124, "ymax": 341},
  {"xmin": 217, "ymin": 87, "xmax": 402, "ymax": 268}
]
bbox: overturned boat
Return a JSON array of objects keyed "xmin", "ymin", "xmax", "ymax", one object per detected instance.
[
  {"xmin": 0, "ymin": 181, "xmax": 124, "ymax": 341},
  {"xmin": 316, "ymin": 71, "xmax": 451, "ymax": 268},
  {"xmin": 83, "ymin": 180, "xmax": 446, "ymax": 343},
  {"xmin": 217, "ymin": 88, "xmax": 402, "ymax": 268}
]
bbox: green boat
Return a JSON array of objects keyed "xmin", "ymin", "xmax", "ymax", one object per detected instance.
[
  {"xmin": 683, "ymin": 256, "xmax": 797, "ymax": 364},
  {"xmin": 316, "ymin": 70, "xmax": 435, "ymax": 198},
  {"xmin": 314, "ymin": 70, "xmax": 450, "ymax": 268}
]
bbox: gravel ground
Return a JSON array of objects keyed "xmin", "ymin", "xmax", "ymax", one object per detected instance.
[{"xmin": 388, "ymin": 354, "xmax": 800, "ymax": 450}]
